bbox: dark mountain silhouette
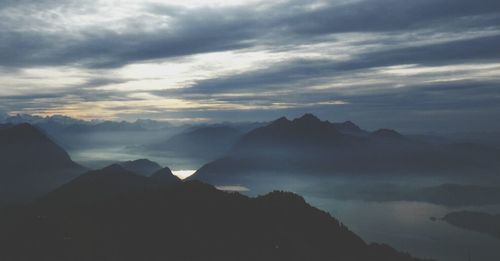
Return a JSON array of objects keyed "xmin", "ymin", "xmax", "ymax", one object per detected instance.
[
  {"xmin": 150, "ymin": 167, "xmax": 182, "ymax": 183},
  {"xmin": 443, "ymin": 211, "xmax": 500, "ymax": 240},
  {"xmin": 118, "ymin": 159, "xmax": 162, "ymax": 176},
  {"xmin": 149, "ymin": 125, "xmax": 243, "ymax": 160},
  {"xmin": 0, "ymin": 123, "xmax": 84, "ymax": 205},
  {"xmin": 0, "ymin": 114, "xmax": 177, "ymax": 153},
  {"xmin": 230, "ymin": 114, "xmax": 362, "ymax": 154},
  {"xmin": 191, "ymin": 114, "xmax": 500, "ymax": 184},
  {"xmin": 41, "ymin": 164, "xmax": 180, "ymax": 205},
  {"xmin": 332, "ymin": 120, "xmax": 367, "ymax": 136},
  {"xmin": 41, "ymin": 164, "xmax": 152, "ymax": 204},
  {"xmin": 0, "ymin": 177, "xmax": 430, "ymax": 261}
]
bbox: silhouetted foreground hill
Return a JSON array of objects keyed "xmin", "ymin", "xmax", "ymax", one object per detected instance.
[
  {"xmin": 192, "ymin": 114, "xmax": 500, "ymax": 183},
  {"xmin": 0, "ymin": 123, "xmax": 84, "ymax": 205},
  {"xmin": 150, "ymin": 167, "xmax": 182, "ymax": 183},
  {"xmin": 40, "ymin": 164, "xmax": 180, "ymax": 204},
  {"xmin": 0, "ymin": 168, "xmax": 430, "ymax": 261},
  {"xmin": 443, "ymin": 211, "xmax": 500, "ymax": 240}
]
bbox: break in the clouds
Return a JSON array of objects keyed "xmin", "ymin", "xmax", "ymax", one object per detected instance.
[{"xmin": 0, "ymin": 0, "xmax": 499, "ymax": 131}]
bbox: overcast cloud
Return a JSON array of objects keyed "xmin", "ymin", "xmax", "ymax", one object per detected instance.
[{"xmin": 0, "ymin": 0, "xmax": 499, "ymax": 131}]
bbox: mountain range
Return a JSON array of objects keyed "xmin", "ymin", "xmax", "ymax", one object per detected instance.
[
  {"xmin": 1, "ymin": 117, "xmax": 496, "ymax": 260},
  {"xmin": 0, "ymin": 166, "xmax": 430, "ymax": 261},
  {"xmin": 191, "ymin": 114, "xmax": 500, "ymax": 184},
  {"xmin": 148, "ymin": 125, "xmax": 243, "ymax": 160},
  {"xmin": 118, "ymin": 159, "xmax": 163, "ymax": 176}
]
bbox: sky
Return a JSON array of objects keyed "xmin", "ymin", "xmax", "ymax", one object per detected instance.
[{"xmin": 0, "ymin": 0, "xmax": 499, "ymax": 132}]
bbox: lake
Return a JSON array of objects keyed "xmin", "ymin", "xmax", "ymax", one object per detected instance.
[
  {"xmin": 234, "ymin": 175, "xmax": 500, "ymax": 261},
  {"xmin": 70, "ymin": 148, "xmax": 500, "ymax": 261}
]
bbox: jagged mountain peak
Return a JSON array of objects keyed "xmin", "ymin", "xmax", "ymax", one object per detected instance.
[
  {"xmin": 295, "ymin": 113, "xmax": 321, "ymax": 122},
  {"xmin": 271, "ymin": 116, "xmax": 291, "ymax": 125}
]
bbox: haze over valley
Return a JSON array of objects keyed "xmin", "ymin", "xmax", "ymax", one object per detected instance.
[
  {"xmin": 1, "ymin": 113, "xmax": 500, "ymax": 260},
  {"xmin": 1, "ymin": 0, "xmax": 500, "ymax": 260}
]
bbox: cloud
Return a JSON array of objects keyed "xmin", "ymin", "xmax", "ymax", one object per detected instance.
[
  {"xmin": 1, "ymin": 0, "xmax": 499, "ymax": 69},
  {"xmin": 157, "ymin": 34, "xmax": 500, "ymax": 98},
  {"xmin": 281, "ymin": 0, "xmax": 500, "ymax": 34},
  {"xmin": 1, "ymin": 0, "xmax": 500, "ymax": 131}
]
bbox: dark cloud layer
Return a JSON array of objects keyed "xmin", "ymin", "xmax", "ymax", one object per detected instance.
[
  {"xmin": 1, "ymin": 0, "xmax": 500, "ymax": 131},
  {"xmin": 157, "ymin": 80, "xmax": 500, "ymax": 132},
  {"xmin": 1, "ymin": 0, "xmax": 500, "ymax": 68},
  {"xmin": 284, "ymin": 0, "xmax": 500, "ymax": 34},
  {"xmin": 159, "ymin": 34, "xmax": 500, "ymax": 97}
]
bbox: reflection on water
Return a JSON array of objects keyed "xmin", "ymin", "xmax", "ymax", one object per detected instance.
[
  {"xmin": 67, "ymin": 146, "xmax": 500, "ymax": 261},
  {"xmin": 308, "ymin": 197, "xmax": 500, "ymax": 261}
]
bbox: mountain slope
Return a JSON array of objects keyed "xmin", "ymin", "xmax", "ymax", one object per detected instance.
[
  {"xmin": 0, "ymin": 179, "xmax": 430, "ymax": 261},
  {"xmin": 149, "ymin": 125, "xmax": 242, "ymax": 159},
  {"xmin": 150, "ymin": 167, "xmax": 182, "ymax": 184},
  {"xmin": 0, "ymin": 123, "xmax": 84, "ymax": 205},
  {"xmin": 191, "ymin": 114, "xmax": 500, "ymax": 183},
  {"xmin": 41, "ymin": 164, "xmax": 180, "ymax": 205}
]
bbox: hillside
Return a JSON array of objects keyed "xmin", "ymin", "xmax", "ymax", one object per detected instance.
[
  {"xmin": 0, "ymin": 123, "xmax": 84, "ymax": 205},
  {"xmin": 0, "ymin": 177, "xmax": 430, "ymax": 261},
  {"xmin": 191, "ymin": 114, "xmax": 500, "ymax": 183}
]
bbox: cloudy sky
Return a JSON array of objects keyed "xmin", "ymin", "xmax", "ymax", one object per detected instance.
[{"xmin": 1, "ymin": 0, "xmax": 499, "ymax": 131}]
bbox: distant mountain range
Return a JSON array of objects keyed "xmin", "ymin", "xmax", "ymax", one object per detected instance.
[
  {"xmin": 118, "ymin": 159, "xmax": 163, "ymax": 176},
  {"xmin": 0, "ymin": 114, "xmax": 267, "ymax": 159},
  {"xmin": 0, "ymin": 114, "xmax": 177, "ymax": 152},
  {"xmin": 0, "ymin": 123, "xmax": 85, "ymax": 205},
  {"xmin": 1, "ymin": 114, "xmax": 173, "ymax": 131},
  {"xmin": 192, "ymin": 114, "xmax": 500, "ymax": 183},
  {"xmin": 148, "ymin": 125, "xmax": 243, "ymax": 160},
  {"xmin": 0, "ymin": 166, "xmax": 430, "ymax": 261}
]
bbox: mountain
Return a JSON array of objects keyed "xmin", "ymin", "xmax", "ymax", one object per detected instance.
[
  {"xmin": 192, "ymin": 121, "xmax": 268, "ymax": 133},
  {"xmin": 149, "ymin": 125, "xmax": 243, "ymax": 160},
  {"xmin": 41, "ymin": 164, "xmax": 154, "ymax": 204},
  {"xmin": 1, "ymin": 114, "xmax": 173, "ymax": 132},
  {"xmin": 0, "ymin": 178, "xmax": 430, "ymax": 261},
  {"xmin": 2, "ymin": 114, "xmax": 89, "ymax": 130},
  {"xmin": 150, "ymin": 167, "xmax": 182, "ymax": 184},
  {"xmin": 332, "ymin": 120, "xmax": 367, "ymax": 136},
  {"xmin": 442, "ymin": 211, "xmax": 500, "ymax": 240},
  {"xmin": 0, "ymin": 123, "xmax": 84, "ymax": 205},
  {"xmin": 118, "ymin": 159, "xmax": 162, "ymax": 176},
  {"xmin": 0, "ymin": 114, "xmax": 176, "ymax": 153},
  {"xmin": 191, "ymin": 114, "xmax": 500, "ymax": 184},
  {"xmin": 41, "ymin": 164, "xmax": 180, "ymax": 204}
]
